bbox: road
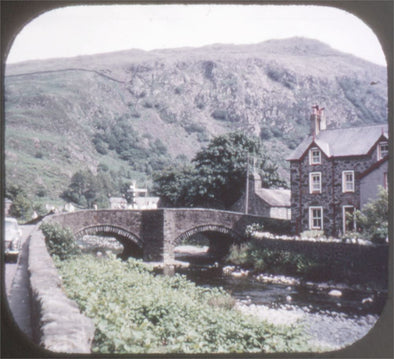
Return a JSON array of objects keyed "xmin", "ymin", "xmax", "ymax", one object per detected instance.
[{"xmin": 5, "ymin": 224, "xmax": 36, "ymax": 339}]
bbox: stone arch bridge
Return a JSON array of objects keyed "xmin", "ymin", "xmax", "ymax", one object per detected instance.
[{"xmin": 46, "ymin": 208, "xmax": 290, "ymax": 262}]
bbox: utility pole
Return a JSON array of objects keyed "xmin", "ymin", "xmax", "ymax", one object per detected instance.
[{"xmin": 245, "ymin": 153, "xmax": 249, "ymax": 214}]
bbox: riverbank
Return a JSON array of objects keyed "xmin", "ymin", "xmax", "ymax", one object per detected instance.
[
  {"xmin": 173, "ymin": 245, "xmax": 387, "ymax": 351},
  {"xmin": 235, "ymin": 300, "xmax": 379, "ymax": 350}
]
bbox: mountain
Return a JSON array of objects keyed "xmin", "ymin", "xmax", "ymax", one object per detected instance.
[{"xmin": 4, "ymin": 37, "xmax": 388, "ymax": 205}]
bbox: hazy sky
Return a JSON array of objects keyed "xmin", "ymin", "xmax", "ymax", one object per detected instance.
[{"xmin": 6, "ymin": 4, "xmax": 386, "ymax": 66}]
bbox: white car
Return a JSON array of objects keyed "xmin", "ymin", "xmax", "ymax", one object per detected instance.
[{"xmin": 5, "ymin": 217, "xmax": 22, "ymax": 260}]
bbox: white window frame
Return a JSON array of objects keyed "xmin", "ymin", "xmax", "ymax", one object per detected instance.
[
  {"xmin": 309, "ymin": 206, "xmax": 323, "ymax": 230},
  {"xmin": 342, "ymin": 205, "xmax": 356, "ymax": 234},
  {"xmin": 309, "ymin": 172, "xmax": 322, "ymax": 194},
  {"xmin": 378, "ymin": 141, "xmax": 388, "ymax": 160},
  {"xmin": 342, "ymin": 170, "xmax": 355, "ymax": 193},
  {"xmin": 309, "ymin": 147, "xmax": 321, "ymax": 165}
]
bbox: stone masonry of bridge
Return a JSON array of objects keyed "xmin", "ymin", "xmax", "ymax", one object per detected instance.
[{"xmin": 48, "ymin": 208, "xmax": 291, "ymax": 261}]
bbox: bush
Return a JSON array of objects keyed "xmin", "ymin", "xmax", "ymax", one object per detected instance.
[
  {"xmin": 245, "ymin": 223, "xmax": 264, "ymax": 238},
  {"xmin": 36, "ymin": 186, "xmax": 47, "ymax": 198},
  {"xmin": 355, "ymin": 186, "xmax": 388, "ymax": 243},
  {"xmin": 40, "ymin": 222, "xmax": 81, "ymax": 260},
  {"xmin": 34, "ymin": 151, "xmax": 44, "ymax": 159},
  {"xmin": 9, "ymin": 193, "xmax": 32, "ymax": 221},
  {"xmin": 57, "ymin": 255, "xmax": 316, "ymax": 354},
  {"xmin": 226, "ymin": 239, "xmax": 322, "ymax": 277}
]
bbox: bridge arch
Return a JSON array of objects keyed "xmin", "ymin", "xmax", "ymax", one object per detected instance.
[
  {"xmin": 75, "ymin": 224, "xmax": 143, "ymax": 259},
  {"xmin": 174, "ymin": 224, "xmax": 243, "ymax": 259}
]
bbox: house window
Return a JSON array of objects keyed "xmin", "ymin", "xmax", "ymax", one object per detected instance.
[
  {"xmin": 378, "ymin": 142, "xmax": 388, "ymax": 160},
  {"xmin": 309, "ymin": 147, "xmax": 321, "ymax": 165},
  {"xmin": 309, "ymin": 172, "xmax": 322, "ymax": 193},
  {"xmin": 342, "ymin": 171, "xmax": 355, "ymax": 193},
  {"xmin": 309, "ymin": 206, "xmax": 323, "ymax": 230}
]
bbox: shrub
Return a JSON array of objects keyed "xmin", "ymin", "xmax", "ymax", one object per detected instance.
[
  {"xmin": 40, "ymin": 222, "xmax": 81, "ymax": 260},
  {"xmin": 245, "ymin": 223, "xmax": 264, "ymax": 238},
  {"xmin": 355, "ymin": 186, "xmax": 388, "ymax": 243},
  {"xmin": 34, "ymin": 151, "xmax": 44, "ymax": 159},
  {"xmin": 259, "ymin": 127, "xmax": 272, "ymax": 140},
  {"xmin": 36, "ymin": 186, "xmax": 47, "ymax": 198},
  {"xmin": 57, "ymin": 255, "xmax": 317, "ymax": 354},
  {"xmin": 226, "ymin": 239, "xmax": 322, "ymax": 277},
  {"xmin": 9, "ymin": 193, "xmax": 32, "ymax": 221}
]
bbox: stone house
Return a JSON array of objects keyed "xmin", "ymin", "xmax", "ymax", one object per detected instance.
[
  {"xmin": 287, "ymin": 106, "xmax": 388, "ymax": 236},
  {"xmin": 231, "ymin": 172, "xmax": 291, "ymax": 220},
  {"xmin": 110, "ymin": 182, "xmax": 160, "ymax": 210}
]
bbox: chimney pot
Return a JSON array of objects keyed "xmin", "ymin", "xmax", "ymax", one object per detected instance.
[{"xmin": 310, "ymin": 105, "xmax": 325, "ymax": 136}]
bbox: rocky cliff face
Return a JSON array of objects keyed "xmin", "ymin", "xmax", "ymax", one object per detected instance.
[{"xmin": 5, "ymin": 37, "xmax": 388, "ymax": 200}]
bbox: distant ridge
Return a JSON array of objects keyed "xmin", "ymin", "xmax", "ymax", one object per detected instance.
[{"xmin": 5, "ymin": 37, "xmax": 387, "ymax": 202}]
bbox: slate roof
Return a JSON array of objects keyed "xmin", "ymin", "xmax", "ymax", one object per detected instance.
[
  {"xmin": 255, "ymin": 188, "xmax": 291, "ymax": 207},
  {"xmin": 359, "ymin": 156, "xmax": 388, "ymax": 179},
  {"xmin": 287, "ymin": 124, "xmax": 388, "ymax": 161}
]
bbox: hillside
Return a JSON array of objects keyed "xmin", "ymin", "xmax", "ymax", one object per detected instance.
[{"xmin": 4, "ymin": 37, "xmax": 388, "ymax": 205}]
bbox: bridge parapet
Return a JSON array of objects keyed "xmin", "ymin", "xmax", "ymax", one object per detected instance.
[{"xmin": 45, "ymin": 208, "xmax": 291, "ymax": 262}]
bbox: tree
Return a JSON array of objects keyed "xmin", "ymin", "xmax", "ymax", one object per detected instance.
[
  {"xmin": 355, "ymin": 186, "xmax": 388, "ymax": 243},
  {"xmin": 152, "ymin": 165, "xmax": 197, "ymax": 207},
  {"xmin": 5, "ymin": 184, "xmax": 25, "ymax": 201},
  {"xmin": 9, "ymin": 193, "xmax": 32, "ymax": 220},
  {"xmin": 61, "ymin": 169, "xmax": 99, "ymax": 208},
  {"xmin": 153, "ymin": 132, "xmax": 286, "ymax": 209}
]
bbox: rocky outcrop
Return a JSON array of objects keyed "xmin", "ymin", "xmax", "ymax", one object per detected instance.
[
  {"xmin": 28, "ymin": 225, "xmax": 95, "ymax": 353},
  {"xmin": 5, "ymin": 38, "xmax": 387, "ymax": 200}
]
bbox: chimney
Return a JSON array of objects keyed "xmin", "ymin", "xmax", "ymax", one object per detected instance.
[{"xmin": 310, "ymin": 105, "xmax": 325, "ymax": 136}]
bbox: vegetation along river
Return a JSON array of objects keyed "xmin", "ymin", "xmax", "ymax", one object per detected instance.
[
  {"xmin": 174, "ymin": 249, "xmax": 387, "ymax": 351},
  {"xmin": 79, "ymin": 237, "xmax": 387, "ymax": 352}
]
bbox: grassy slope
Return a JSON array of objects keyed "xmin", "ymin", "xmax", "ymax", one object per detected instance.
[{"xmin": 4, "ymin": 38, "xmax": 387, "ymax": 205}]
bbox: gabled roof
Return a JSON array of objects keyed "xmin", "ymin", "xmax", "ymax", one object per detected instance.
[
  {"xmin": 255, "ymin": 188, "xmax": 291, "ymax": 207},
  {"xmin": 359, "ymin": 156, "xmax": 388, "ymax": 179},
  {"xmin": 287, "ymin": 124, "xmax": 388, "ymax": 161}
]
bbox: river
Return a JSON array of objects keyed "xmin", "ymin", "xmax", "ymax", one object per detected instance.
[
  {"xmin": 78, "ymin": 238, "xmax": 388, "ymax": 352},
  {"xmin": 174, "ymin": 248, "xmax": 387, "ymax": 351}
]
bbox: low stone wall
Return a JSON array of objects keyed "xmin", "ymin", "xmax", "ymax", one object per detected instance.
[
  {"xmin": 255, "ymin": 237, "xmax": 389, "ymax": 287},
  {"xmin": 28, "ymin": 223, "xmax": 95, "ymax": 353}
]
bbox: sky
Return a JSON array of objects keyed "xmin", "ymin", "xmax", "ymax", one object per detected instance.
[{"xmin": 6, "ymin": 4, "xmax": 387, "ymax": 66}]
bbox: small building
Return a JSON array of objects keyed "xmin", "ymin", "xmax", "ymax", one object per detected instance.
[
  {"xmin": 231, "ymin": 172, "xmax": 291, "ymax": 220},
  {"xmin": 110, "ymin": 182, "xmax": 160, "ymax": 210},
  {"xmin": 126, "ymin": 181, "xmax": 160, "ymax": 210},
  {"xmin": 109, "ymin": 197, "xmax": 128, "ymax": 209},
  {"xmin": 287, "ymin": 105, "xmax": 388, "ymax": 236}
]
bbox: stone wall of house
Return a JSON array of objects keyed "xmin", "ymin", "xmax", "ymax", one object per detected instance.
[
  {"xmin": 360, "ymin": 161, "xmax": 388, "ymax": 208},
  {"xmin": 270, "ymin": 207, "xmax": 291, "ymax": 220},
  {"xmin": 290, "ymin": 143, "xmax": 383, "ymax": 236}
]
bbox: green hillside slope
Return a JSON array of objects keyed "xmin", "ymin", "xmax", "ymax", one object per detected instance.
[{"xmin": 4, "ymin": 37, "xmax": 388, "ymax": 207}]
